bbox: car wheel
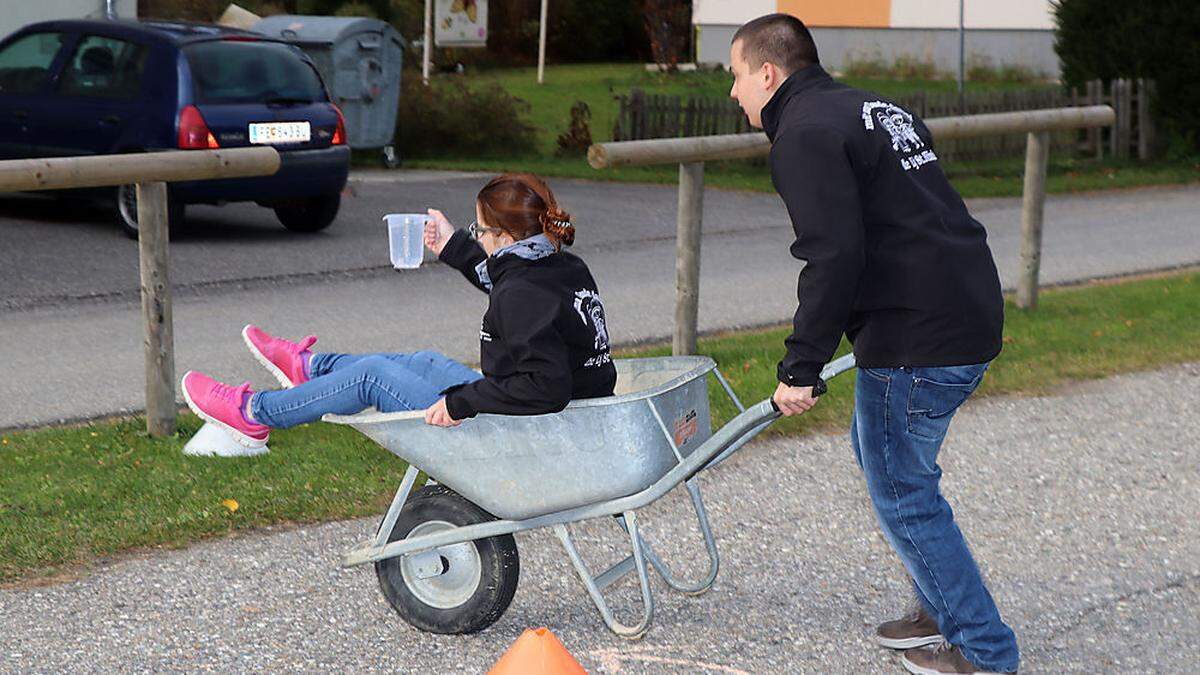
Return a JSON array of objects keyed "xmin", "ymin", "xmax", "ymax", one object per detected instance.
[
  {"xmin": 115, "ymin": 184, "xmax": 186, "ymax": 240},
  {"xmin": 273, "ymin": 194, "xmax": 341, "ymax": 233}
]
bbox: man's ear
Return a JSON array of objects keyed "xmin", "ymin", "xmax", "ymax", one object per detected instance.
[{"xmin": 761, "ymin": 61, "xmax": 786, "ymax": 90}]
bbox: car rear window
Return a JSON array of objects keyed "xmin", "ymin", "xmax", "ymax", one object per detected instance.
[{"xmin": 184, "ymin": 40, "xmax": 326, "ymax": 104}]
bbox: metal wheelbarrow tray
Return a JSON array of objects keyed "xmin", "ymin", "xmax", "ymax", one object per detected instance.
[{"xmin": 324, "ymin": 354, "xmax": 856, "ymax": 638}]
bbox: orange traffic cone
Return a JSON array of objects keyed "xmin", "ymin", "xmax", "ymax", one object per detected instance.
[{"xmin": 488, "ymin": 627, "xmax": 587, "ymax": 675}]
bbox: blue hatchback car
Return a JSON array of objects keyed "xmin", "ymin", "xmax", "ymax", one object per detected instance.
[{"xmin": 0, "ymin": 19, "xmax": 351, "ymax": 237}]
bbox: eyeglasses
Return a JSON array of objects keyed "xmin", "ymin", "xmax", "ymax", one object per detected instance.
[{"xmin": 468, "ymin": 220, "xmax": 501, "ymax": 240}]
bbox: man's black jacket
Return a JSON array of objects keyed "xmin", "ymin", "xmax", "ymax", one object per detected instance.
[
  {"xmin": 762, "ymin": 64, "xmax": 1004, "ymax": 387},
  {"xmin": 438, "ymin": 229, "xmax": 616, "ymax": 419}
]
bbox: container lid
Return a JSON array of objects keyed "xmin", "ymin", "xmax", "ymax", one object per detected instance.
[{"xmin": 252, "ymin": 15, "xmax": 406, "ymax": 47}]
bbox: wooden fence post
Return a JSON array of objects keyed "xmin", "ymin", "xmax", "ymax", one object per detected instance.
[
  {"xmin": 137, "ymin": 181, "xmax": 176, "ymax": 436},
  {"xmin": 1017, "ymin": 132, "xmax": 1050, "ymax": 309},
  {"xmin": 1120, "ymin": 77, "xmax": 1134, "ymax": 159},
  {"xmin": 674, "ymin": 161, "xmax": 704, "ymax": 355},
  {"xmin": 1109, "ymin": 79, "xmax": 1120, "ymax": 158},
  {"xmin": 1137, "ymin": 78, "xmax": 1154, "ymax": 160}
]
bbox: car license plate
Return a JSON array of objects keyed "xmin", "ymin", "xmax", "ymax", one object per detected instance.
[{"xmin": 248, "ymin": 121, "xmax": 311, "ymax": 145}]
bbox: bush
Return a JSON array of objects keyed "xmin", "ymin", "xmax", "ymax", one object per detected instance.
[
  {"xmin": 395, "ymin": 76, "xmax": 536, "ymax": 158},
  {"xmin": 555, "ymin": 101, "xmax": 593, "ymax": 156},
  {"xmin": 841, "ymin": 52, "xmax": 945, "ymax": 81},
  {"xmin": 1054, "ymin": 0, "xmax": 1200, "ymax": 151},
  {"xmin": 486, "ymin": 0, "xmax": 654, "ymax": 65},
  {"xmin": 966, "ymin": 54, "xmax": 1045, "ymax": 84}
]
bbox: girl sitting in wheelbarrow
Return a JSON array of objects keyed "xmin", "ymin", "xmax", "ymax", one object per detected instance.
[{"xmin": 181, "ymin": 173, "xmax": 617, "ymax": 447}]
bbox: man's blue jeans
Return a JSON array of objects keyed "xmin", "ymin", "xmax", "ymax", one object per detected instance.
[
  {"xmin": 250, "ymin": 350, "xmax": 483, "ymax": 429},
  {"xmin": 852, "ymin": 363, "xmax": 1019, "ymax": 672}
]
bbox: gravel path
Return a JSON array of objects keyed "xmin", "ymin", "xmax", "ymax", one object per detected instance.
[{"xmin": 3, "ymin": 364, "xmax": 1197, "ymax": 673}]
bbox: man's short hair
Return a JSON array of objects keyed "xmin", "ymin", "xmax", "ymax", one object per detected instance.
[{"xmin": 732, "ymin": 13, "xmax": 819, "ymax": 75}]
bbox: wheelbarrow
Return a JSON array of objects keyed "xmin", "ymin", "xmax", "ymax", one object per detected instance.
[{"xmin": 324, "ymin": 354, "xmax": 857, "ymax": 638}]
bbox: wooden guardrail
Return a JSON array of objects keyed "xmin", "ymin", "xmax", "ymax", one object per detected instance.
[
  {"xmin": 589, "ymin": 105, "xmax": 1116, "ymax": 355},
  {"xmin": 0, "ymin": 148, "xmax": 281, "ymax": 436},
  {"xmin": 613, "ymin": 80, "xmax": 1154, "ymax": 161}
]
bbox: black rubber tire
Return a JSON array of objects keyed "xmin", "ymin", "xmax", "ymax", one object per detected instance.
[
  {"xmin": 375, "ymin": 485, "xmax": 519, "ymax": 634},
  {"xmin": 273, "ymin": 193, "xmax": 341, "ymax": 233},
  {"xmin": 115, "ymin": 184, "xmax": 186, "ymax": 240}
]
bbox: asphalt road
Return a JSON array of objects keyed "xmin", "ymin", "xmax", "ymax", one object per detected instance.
[
  {"xmin": 2, "ymin": 364, "xmax": 1196, "ymax": 673},
  {"xmin": 1, "ymin": 175, "xmax": 1198, "ymax": 428}
]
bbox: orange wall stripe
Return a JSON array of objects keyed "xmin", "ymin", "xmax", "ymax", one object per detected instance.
[{"xmin": 775, "ymin": 0, "xmax": 892, "ymax": 28}]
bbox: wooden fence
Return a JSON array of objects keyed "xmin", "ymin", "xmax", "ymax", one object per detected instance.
[{"xmin": 613, "ymin": 79, "xmax": 1156, "ymax": 161}]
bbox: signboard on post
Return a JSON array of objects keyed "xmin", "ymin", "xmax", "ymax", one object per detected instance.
[{"xmin": 435, "ymin": 0, "xmax": 488, "ymax": 47}]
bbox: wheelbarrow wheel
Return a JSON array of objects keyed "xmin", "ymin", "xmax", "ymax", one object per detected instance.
[{"xmin": 375, "ymin": 484, "xmax": 519, "ymax": 634}]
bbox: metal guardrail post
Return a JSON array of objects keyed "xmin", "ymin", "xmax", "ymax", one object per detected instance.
[
  {"xmin": 674, "ymin": 162, "xmax": 704, "ymax": 355},
  {"xmin": 1017, "ymin": 131, "xmax": 1050, "ymax": 309},
  {"xmin": 137, "ymin": 181, "xmax": 176, "ymax": 436}
]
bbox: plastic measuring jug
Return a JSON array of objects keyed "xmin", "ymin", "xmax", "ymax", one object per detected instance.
[{"xmin": 383, "ymin": 213, "xmax": 427, "ymax": 269}]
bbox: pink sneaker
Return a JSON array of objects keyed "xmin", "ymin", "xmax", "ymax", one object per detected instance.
[
  {"xmin": 181, "ymin": 371, "xmax": 269, "ymax": 447},
  {"xmin": 242, "ymin": 324, "xmax": 316, "ymax": 388}
]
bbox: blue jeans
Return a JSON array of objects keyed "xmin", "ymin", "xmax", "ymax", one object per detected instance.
[
  {"xmin": 852, "ymin": 363, "xmax": 1019, "ymax": 672},
  {"xmin": 250, "ymin": 350, "xmax": 483, "ymax": 429}
]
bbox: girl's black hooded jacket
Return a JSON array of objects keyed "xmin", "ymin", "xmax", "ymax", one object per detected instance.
[{"xmin": 437, "ymin": 229, "xmax": 616, "ymax": 420}]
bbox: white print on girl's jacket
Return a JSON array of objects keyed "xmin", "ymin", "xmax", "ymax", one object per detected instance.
[
  {"xmin": 573, "ymin": 289, "xmax": 611, "ymax": 353},
  {"xmin": 861, "ymin": 100, "xmax": 939, "ymax": 171}
]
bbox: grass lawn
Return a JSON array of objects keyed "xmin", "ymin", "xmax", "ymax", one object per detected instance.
[
  {"xmin": 2, "ymin": 271, "xmax": 1197, "ymax": 583},
  {"xmin": 397, "ymin": 63, "xmax": 1200, "ymax": 198},
  {"xmin": 467, "ymin": 63, "xmax": 1055, "ymax": 157}
]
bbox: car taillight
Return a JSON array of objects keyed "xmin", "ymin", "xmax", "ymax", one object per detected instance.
[
  {"xmin": 331, "ymin": 104, "xmax": 347, "ymax": 145},
  {"xmin": 178, "ymin": 105, "xmax": 219, "ymax": 150}
]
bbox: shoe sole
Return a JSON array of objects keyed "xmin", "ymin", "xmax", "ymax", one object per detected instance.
[
  {"xmin": 242, "ymin": 325, "xmax": 297, "ymax": 389},
  {"xmin": 901, "ymin": 651, "xmax": 1005, "ymax": 675},
  {"xmin": 874, "ymin": 633, "xmax": 945, "ymax": 650},
  {"xmin": 181, "ymin": 371, "xmax": 268, "ymax": 449}
]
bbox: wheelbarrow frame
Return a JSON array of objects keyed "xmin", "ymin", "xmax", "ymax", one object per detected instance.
[{"xmin": 334, "ymin": 354, "xmax": 857, "ymax": 638}]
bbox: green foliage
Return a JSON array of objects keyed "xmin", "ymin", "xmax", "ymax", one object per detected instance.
[
  {"xmin": 842, "ymin": 52, "xmax": 945, "ymax": 81},
  {"xmin": 1053, "ymin": 0, "xmax": 1200, "ymax": 151},
  {"xmin": 332, "ymin": 1, "xmax": 377, "ymax": 18},
  {"xmin": 966, "ymin": 54, "xmax": 1045, "ymax": 84},
  {"xmin": 485, "ymin": 0, "xmax": 653, "ymax": 65},
  {"xmin": 395, "ymin": 76, "xmax": 536, "ymax": 158},
  {"xmin": 0, "ymin": 416, "xmax": 408, "ymax": 582},
  {"xmin": 555, "ymin": 101, "xmax": 593, "ymax": 157}
]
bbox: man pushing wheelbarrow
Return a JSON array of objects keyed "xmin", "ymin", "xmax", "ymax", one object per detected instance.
[{"xmin": 729, "ymin": 14, "xmax": 1020, "ymax": 675}]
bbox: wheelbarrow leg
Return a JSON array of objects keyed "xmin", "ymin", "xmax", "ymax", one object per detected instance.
[
  {"xmin": 613, "ymin": 476, "xmax": 720, "ymax": 596},
  {"xmin": 554, "ymin": 510, "xmax": 654, "ymax": 640},
  {"xmin": 374, "ymin": 464, "xmax": 422, "ymax": 546}
]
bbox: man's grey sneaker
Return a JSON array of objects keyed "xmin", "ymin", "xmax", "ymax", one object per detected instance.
[
  {"xmin": 901, "ymin": 642, "xmax": 1015, "ymax": 675},
  {"xmin": 874, "ymin": 608, "xmax": 943, "ymax": 650}
]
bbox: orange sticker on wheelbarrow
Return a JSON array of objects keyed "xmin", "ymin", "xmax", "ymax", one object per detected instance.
[{"xmin": 673, "ymin": 409, "xmax": 698, "ymax": 447}]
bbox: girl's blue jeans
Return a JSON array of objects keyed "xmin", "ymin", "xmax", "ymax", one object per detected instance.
[{"xmin": 250, "ymin": 350, "xmax": 482, "ymax": 429}]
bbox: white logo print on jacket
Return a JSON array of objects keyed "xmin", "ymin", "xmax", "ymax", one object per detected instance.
[{"xmin": 862, "ymin": 101, "xmax": 939, "ymax": 171}]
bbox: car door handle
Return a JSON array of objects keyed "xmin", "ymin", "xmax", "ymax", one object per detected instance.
[{"xmin": 100, "ymin": 115, "xmax": 122, "ymax": 125}]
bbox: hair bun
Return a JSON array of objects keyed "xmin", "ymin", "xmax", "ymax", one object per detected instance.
[{"xmin": 539, "ymin": 207, "xmax": 575, "ymax": 247}]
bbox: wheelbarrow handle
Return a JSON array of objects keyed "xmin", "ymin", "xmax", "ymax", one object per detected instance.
[{"xmin": 704, "ymin": 353, "xmax": 857, "ymax": 472}]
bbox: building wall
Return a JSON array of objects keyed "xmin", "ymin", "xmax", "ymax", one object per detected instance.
[
  {"xmin": 1, "ymin": 0, "xmax": 137, "ymax": 42},
  {"xmin": 694, "ymin": 0, "xmax": 1059, "ymax": 76},
  {"xmin": 693, "ymin": 0, "xmax": 1055, "ymax": 30},
  {"xmin": 698, "ymin": 24, "xmax": 1059, "ymax": 78}
]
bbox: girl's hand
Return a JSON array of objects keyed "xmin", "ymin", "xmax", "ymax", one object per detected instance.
[
  {"xmin": 424, "ymin": 397, "xmax": 461, "ymax": 427},
  {"xmin": 425, "ymin": 208, "xmax": 456, "ymax": 256}
]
